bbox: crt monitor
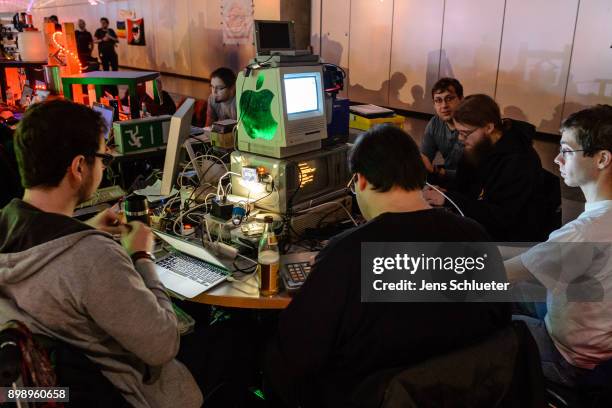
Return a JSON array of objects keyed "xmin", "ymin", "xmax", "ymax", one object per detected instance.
[
  {"xmin": 236, "ymin": 65, "xmax": 327, "ymax": 158},
  {"xmin": 161, "ymin": 98, "xmax": 195, "ymax": 196},
  {"xmin": 254, "ymin": 20, "xmax": 295, "ymax": 54},
  {"xmin": 92, "ymin": 102, "xmax": 115, "ymax": 141}
]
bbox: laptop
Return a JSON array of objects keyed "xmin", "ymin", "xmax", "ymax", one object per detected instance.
[
  {"xmin": 254, "ymin": 20, "xmax": 311, "ymax": 56},
  {"xmin": 92, "ymin": 102, "xmax": 115, "ymax": 141},
  {"xmin": 154, "ymin": 231, "xmax": 229, "ymax": 298}
]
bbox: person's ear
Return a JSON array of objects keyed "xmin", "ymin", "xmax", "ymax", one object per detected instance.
[
  {"xmin": 357, "ymin": 173, "xmax": 368, "ymax": 192},
  {"xmin": 69, "ymin": 155, "xmax": 87, "ymax": 184},
  {"xmin": 598, "ymin": 150, "xmax": 611, "ymax": 170},
  {"xmin": 484, "ymin": 122, "xmax": 495, "ymax": 135}
]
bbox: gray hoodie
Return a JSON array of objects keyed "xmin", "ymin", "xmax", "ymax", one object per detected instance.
[{"xmin": 0, "ymin": 222, "xmax": 202, "ymax": 407}]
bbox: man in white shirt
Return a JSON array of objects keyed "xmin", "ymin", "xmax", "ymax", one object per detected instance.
[{"xmin": 505, "ymin": 105, "xmax": 612, "ymax": 386}]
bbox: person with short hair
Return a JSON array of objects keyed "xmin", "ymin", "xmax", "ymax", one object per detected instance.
[
  {"xmin": 265, "ymin": 124, "xmax": 510, "ymax": 407},
  {"xmin": 205, "ymin": 67, "xmax": 237, "ymax": 126},
  {"xmin": 0, "ymin": 100, "xmax": 202, "ymax": 408},
  {"xmin": 505, "ymin": 105, "xmax": 612, "ymax": 386},
  {"xmin": 94, "ymin": 17, "xmax": 119, "ymax": 71},
  {"xmin": 75, "ymin": 19, "xmax": 94, "ymax": 68},
  {"xmin": 424, "ymin": 94, "xmax": 545, "ymax": 241},
  {"xmin": 421, "ymin": 77, "xmax": 465, "ymax": 182}
]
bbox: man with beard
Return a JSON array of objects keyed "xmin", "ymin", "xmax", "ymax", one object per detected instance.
[
  {"xmin": 0, "ymin": 100, "xmax": 202, "ymax": 407},
  {"xmin": 420, "ymin": 77, "xmax": 464, "ymax": 183},
  {"xmin": 423, "ymin": 94, "xmax": 544, "ymax": 241}
]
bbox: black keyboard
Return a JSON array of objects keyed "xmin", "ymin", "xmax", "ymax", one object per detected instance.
[{"xmin": 281, "ymin": 262, "xmax": 311, "ymax": 292}]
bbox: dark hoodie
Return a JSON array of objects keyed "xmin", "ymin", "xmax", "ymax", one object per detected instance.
[{"xmin": 445, "ymin": 120, "xmax": 544, "ymax": 242}]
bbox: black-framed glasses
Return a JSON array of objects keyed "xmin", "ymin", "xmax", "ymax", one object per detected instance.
[
  {"xmin": 433, "ymin": 95, "xmax": 457, "ymax": 105},
  {"xmin": 93, "ymin": 152, "xmax": 114, "ymax": 167},
  {"xmin": 457, "ymin": 127, "xmax": 480, "ymax": 139},
  {"xmin": 347, "ymin": 173, "xmax": 357, "ymax": 194},
  {"xmin": 558, "ymin": 147, "xmax": 607, "ymax": 158}
]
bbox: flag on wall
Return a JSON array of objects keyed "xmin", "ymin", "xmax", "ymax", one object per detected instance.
[
  {"xmin": 116, "ymin": 21, "xmax": 126, "ymax": 39},
  {"xmin": 221, "ymin": 0, "xmax": 254, "ymax": 45},
  {"xmin": 127, "ymin": 18, "xmax": 145, "ymax": 46}
]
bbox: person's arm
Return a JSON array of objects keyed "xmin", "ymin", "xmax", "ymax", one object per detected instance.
[
  {"xmin": 82, "ymin": 235, "xmax": 180, "ymax": 367},
  {"xmin": 205, "ymin": 95, "xmax": 217, "ymax": 127},
  {"xmin": 265, "ymin": 239, "xmax": 352, "ymax": 405},
  {"xmin": 504, "ymin": 255, "xmax": 535, "ymax": 283},
  {"xmin": 87, "ymin": 32, "xmax": 93, "ymax": 51},
  {"xmin": 106, "ymin": 29, "xmax": 118, "ymax": 43},
  {"xmin": 420, "ymin": 119, "xmax": 438, "ymax": 167}
]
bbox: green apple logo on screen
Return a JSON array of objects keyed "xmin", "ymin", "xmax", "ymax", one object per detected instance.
[{"xmin": 240, "ymin": 72, "xmax": 278, "ymax": 140}]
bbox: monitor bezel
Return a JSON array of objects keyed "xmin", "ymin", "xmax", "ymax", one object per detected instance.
[{"xmin": 254, "ymin": 20, "xmax": 295, "ymax": 54}]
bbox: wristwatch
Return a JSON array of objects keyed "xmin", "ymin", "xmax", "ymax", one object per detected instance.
[{"xmin": 131, "ymin": 251, "xmax": 155, "ymax": 263}]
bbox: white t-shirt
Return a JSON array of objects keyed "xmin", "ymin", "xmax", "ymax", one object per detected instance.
[{"xmin": 521, "ymin": 200, "xmax": 612, "ymax": 369}]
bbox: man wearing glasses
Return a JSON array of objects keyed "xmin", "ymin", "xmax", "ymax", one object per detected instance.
[
  {"xmin": 420, "ymin": 77, "xmax": 465, "ymax": 183},
  {"xmin": 265, "ymin": 124, "xmax": 510, "ymax": 407},
  {"xmin": 504, "ymin": 105, "xmax": 612, "ymax": 386},
  {"xmin": 0, "ymin": 100, "xmax": 202, "ymax": 407},
  {"xmin": 206, "ymin": 66, "xmax": 237, "ymax": 126}
]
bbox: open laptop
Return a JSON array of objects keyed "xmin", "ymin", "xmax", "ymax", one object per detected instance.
[
  {"xmin": 254, "ymin": 20, "xmax": 311, "ymax": 56},
  {"xmin": 154, "ymin": 231, "xmax": 229, "ymax": 298}
]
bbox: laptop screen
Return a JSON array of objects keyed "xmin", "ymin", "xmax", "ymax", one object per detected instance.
[
  {"xmin": 92, "ymin": 102, "xmax": 115, "ymax": 141},
  {"xmin": 255, "ymin": 21, "xmax": 293, "ymax": 52}
]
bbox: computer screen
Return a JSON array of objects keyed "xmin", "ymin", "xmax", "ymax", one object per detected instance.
[
  {"xmin": 161, "ymin": 98, "xmax": 195, "ymax": 196},
  {"xmin": 255, "ymin": 20, "xmax": 293, "ymax": 52},
  {"xmin": 284, "ymin": 74, "xmax": 319, "ymax": 115},
  {"xmin": 92, "ymin": 102, "xmax": 115, "ymax": 140}
]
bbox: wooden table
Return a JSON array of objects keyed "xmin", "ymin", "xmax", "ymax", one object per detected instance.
[
  {"xmin": 0, "ymin": 60, "xmax": 47, "ymax": 102},
  {"xmin": 191, "ymin": 278, "xmax": 292, "ymax": 309},
  {"xmin": 61, "ymin": 71, "xmax": 160, "ymax": 119}
]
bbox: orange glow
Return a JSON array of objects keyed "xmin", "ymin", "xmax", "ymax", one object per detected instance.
[{"xmin": 51, "ymin": 31, "xmax": 84, "ymax": 73}]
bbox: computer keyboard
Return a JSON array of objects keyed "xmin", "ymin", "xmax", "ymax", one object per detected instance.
[
  {"xmin": 281, "ymin": 261, "xmax": 312, "ymax": 292},
  {"xmin": 157, "ymin": 252, "xmax": 227, "ymax": 286},
  {"xmin": 76, "ymin": 185, "xmax": 125, "ymax": 209}
]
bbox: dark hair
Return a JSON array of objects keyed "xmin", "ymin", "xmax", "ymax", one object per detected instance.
[
  {"xmin": 560, "ymin": 105, "xmax": 612, "ymax": 157},
  {"xmin": 49, "ymin": 15, "xmax": 58, "ymax": 23},
  {"xmin": 210, "ymin": 67, "xmax": 236, "ymax": 88},
  {"xmin": 14, "ymin": 100, "xmax": 106, "ymax": 188},
  {"xmin": 431, "ymin": 77, "xmax": 464, "ymax": 99},
  {"xmin": 100, "ymin": 17, "xmax": 109, "ymax": 24},
  {"xmin": 453, "ymin": 94, "xmax": 503, "ymax": 131},
  {"xmin": 349, "ymin": 124, "xmax": 426, "ymax": 192}
]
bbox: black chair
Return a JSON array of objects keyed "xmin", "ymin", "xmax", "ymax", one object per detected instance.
[
  {"xmin": 350, "ymin": 321, "xmax": 546, "ymax": 408},
  {"xmin": 546, "ymin": 358, "xmax": 612, "ymax": 408},
  {"xmin": 0, "ymin": 321, "xmax": 130, "ymax": 407}
]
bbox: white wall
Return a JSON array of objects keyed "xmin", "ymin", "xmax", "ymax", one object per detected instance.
[
  {"xmin": 312, "ymin": 0, "xmax": 612, "ymax": 134},
  {"xmin": 31, "ymin": 0, "xmax": 280, "ymax": 78}
]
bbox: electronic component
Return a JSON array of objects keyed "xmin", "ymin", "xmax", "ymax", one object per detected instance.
[
  {"xmin": 211, "ymin": 198, "xmax": 234, "ymax": 221},
  {"xmin": 76, "ymin": 185, "xmax": 125, "ymax": 209}
]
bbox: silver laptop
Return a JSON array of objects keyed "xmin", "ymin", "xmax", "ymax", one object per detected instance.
[{"xmin": 154, "ymin": 231, "xmax": 229, "ymax": 298}]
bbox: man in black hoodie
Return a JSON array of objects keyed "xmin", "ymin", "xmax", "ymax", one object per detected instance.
[{"xmin": 424, "ymin": 94, "xmax": 545, "ymax": 242}]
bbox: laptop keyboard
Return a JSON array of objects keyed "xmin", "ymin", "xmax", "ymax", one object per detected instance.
[{"xmin": 157, "ymin": 252, "xmax": 227, "ymax": 286}]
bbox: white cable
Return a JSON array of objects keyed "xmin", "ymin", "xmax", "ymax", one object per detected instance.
[
  {"xmin": 425, "ymin": 182, "xmax": 464, "ymax": 217},
  {"xmin": 294, "ymin": 200, "xmax": 358, "ymax": 227},
  {"xmin": 216, "ymin": 171, "xmax": 241, "ymax": 198}
]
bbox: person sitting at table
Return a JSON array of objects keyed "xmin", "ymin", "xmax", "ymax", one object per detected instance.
[
  {"xmin": 264, "ymin": 124, "xmax": 511, "ymax": 407},
  {"xmin": 0, "ymin": 100, "xmax": 202, "ymax": 408},
  {"xmin": 120, "ymin": 77, "xmax": 176, "ymax": 117},
  {"xmin": 423, "ymin": 94, "xmax": 545, "ymax": 241},
  {"xmin": 505, "ymin": 105, "xmax": 612, "ymax": 387},
  {"xmin": 205, "ymin": 67, "xmax": 236, "ymax": 127}
]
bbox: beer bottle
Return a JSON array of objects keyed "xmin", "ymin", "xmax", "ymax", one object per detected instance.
[{"xmin": 258, "ymin": 216, "xmax": 280, "ymax": 296}]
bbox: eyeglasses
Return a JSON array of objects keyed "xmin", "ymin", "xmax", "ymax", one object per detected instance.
[
  {"xmin": 558, "ymin": 147, "xmax": 604, "ymax": 158},
  {"xmin": 93, "ymin": 152, "xmax": 114, "ymax": 168},
  {"xmin": 457, "ymin": 127, "xmax": 480, "ymax": 139},
  {"xmin": 433, "ymin": 95, "xmax": 457, "ymax": 105},
  {"xmin": 347, "ymin": 173, "xmax": 357, "ymax": 194}
]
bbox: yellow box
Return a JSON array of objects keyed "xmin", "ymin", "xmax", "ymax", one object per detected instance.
[{"xmin": 349, "ymin": 113, "xmax": 405, "ymax": 131}]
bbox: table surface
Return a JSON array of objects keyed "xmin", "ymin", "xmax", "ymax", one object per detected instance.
[{"xmin": 62, "ymin": 70, "xmax": 159, "ymax": 81}]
